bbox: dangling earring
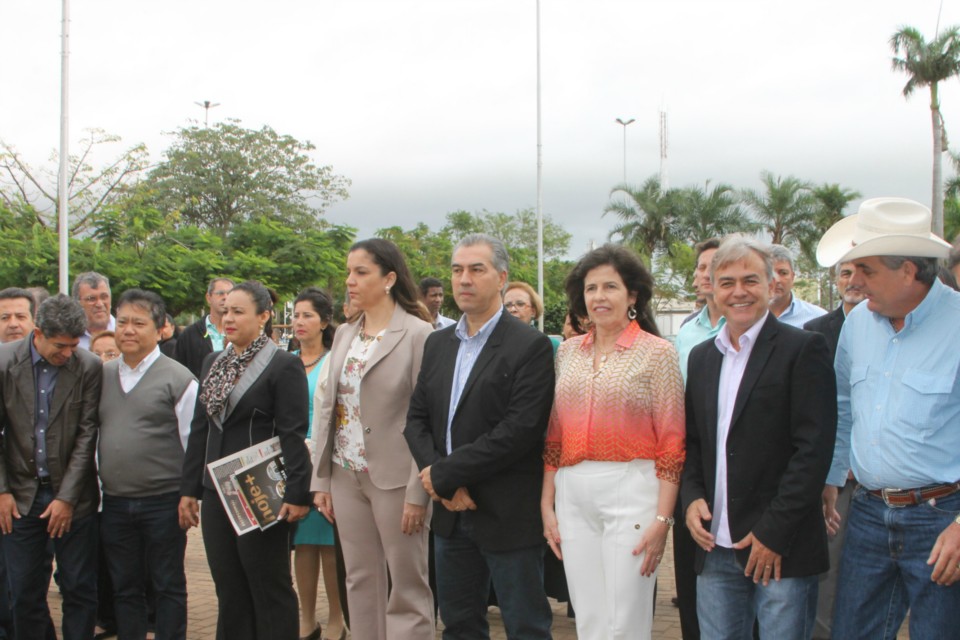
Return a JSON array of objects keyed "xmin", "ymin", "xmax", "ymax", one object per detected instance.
[
  {"xmin": 627, "ymin": 305, "xmax": 637, "ymax": 320},
  {"xmin": 385, "ymin": 286, "xmax": 391, "ymax": 295}
]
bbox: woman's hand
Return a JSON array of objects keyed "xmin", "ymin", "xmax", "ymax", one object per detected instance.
[
  {"xmin": 314, "ymin": 491, "xmax": 335, "ymax": 523},
  {"xmin": 401, "ymin": 503, "xmax": 427, "ymax": 535},
  {"xmin": 541, "ymin": 504, "xmax": 563, "ymax": 561},
  {"xmin": 633, "ymin": 518, "xmax": 670, "ymax": 577},
  {"xmin": 279, "ymin": 503, "xmax": 310, "ymax": 523},
  {"xmin": 178, "ymin": 497, "xmax": 200, "ymax": 530}
]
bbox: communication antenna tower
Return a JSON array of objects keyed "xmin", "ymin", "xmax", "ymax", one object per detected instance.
[{"xmin": 659, "ymin": 109, "xmax": 669, "ymax": 192}]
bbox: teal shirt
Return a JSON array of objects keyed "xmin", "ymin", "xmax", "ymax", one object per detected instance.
[
  {"xmin": 295, "ymin": 351, "xmax": 328, "ymax": 437},
  {"xmin": 674, "ymin": 306, "xmax": 725, "ymax": 383},
  {"xmin": 204, "ymin": 315, "xmax": 226, "ymax": 352}
]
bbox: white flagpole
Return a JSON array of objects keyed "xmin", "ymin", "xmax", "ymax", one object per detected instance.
[{"xmin": 58, "ymin": 0, "xmax": 71, "ymax": 294}]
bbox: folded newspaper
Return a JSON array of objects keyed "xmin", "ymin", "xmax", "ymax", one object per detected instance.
[{"xmin": 206, "ymin": 436, "xmax": 288, "ymax": 535}]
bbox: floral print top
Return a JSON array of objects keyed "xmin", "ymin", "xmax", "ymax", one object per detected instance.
[{"xmin": 332, "ymin": 327, "xmax": 384, "ymax": 472}]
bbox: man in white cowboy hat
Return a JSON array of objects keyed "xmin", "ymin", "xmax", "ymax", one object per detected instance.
[{"xmin": 817, "ymin": 197, "xmax": 960, "ymax": 639}]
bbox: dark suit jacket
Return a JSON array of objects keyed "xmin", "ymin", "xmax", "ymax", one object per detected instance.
[
  {"xmin": 0, "ymin": 338, "xmax": 102, "ymax": 518},
  {"xmin": 404, "ymin": 312, "xmax": 555, "ymax": 552},
  {"xmin": 681, "ymin": 313, "xmax": 836, "ymax": 577},
  {"xmin": 173, "ymin": 317, "xmax": 214, "ymax": 380},
  {"xmin": 181, "ymin": 342, "xmax": 312, "ymax": 506},
  {"xmin": 803, "ymin": 305, "xmax": 845, "ymax": 362}
]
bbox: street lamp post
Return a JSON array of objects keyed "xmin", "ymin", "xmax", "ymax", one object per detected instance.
[
  {"xmin": 195, "ymin": 100, "xmax": 220, "ymax": 127},
  {"xmin": 615, "ymin": 117, "xmax": 635, "ymax": 184}
]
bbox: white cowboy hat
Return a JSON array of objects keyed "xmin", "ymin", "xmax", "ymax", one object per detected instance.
[{"xmin": 816, "ymin": 197, "xmax": 952, "ymax": 267}]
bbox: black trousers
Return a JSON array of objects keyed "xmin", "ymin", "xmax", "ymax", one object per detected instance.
[
  {"xmin": 673, "ymin": 497, "xmax": 700, "ymax": 640},
  {"xmin": 201, "ymin": 489, "xmax": 298, "ymax": 640}
]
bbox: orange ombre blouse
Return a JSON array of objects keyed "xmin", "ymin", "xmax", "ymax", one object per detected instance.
[{"xmin": 544, "ymin": 321, "xmax": 685, "ymax": 483}]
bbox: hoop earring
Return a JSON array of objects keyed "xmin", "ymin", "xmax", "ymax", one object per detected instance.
[{"xmin": 627, "ymin": 305, "xmax": 637, "ymax": 320}]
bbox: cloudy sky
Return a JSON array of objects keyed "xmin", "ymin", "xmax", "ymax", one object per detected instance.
[{"xmin": 2, "ymin": 1, "xmax": 958, "ymax": 257}]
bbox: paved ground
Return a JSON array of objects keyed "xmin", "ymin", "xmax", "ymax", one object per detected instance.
[{"xmin": 46, "ymin": 526, "xmax": 908, "ymax": 639}]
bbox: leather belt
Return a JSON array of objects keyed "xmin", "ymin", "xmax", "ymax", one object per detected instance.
[
  {"xmin": 868, "ymin": 482, "xmax": 960, "ymax": 507},
  {"xmin": 37, "ymin": 476, "xmax": 52, "ymax": 488}
]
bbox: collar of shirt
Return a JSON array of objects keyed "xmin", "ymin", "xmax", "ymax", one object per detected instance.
[
  {"xmin": 579, "ymin": 319, "xmax": 642, "ymax": 353},
  {"xmin": 715, "ymin": 311, "xmax": 768, "ymax": 356},
  {"xmin": 84, "ymin": 315, "xmax": 117, "ymax": 339},
  {"xmin": 898, "ymin": 278, "xmax": 946, "ymax": 331},
  {"xmin": 696, "ymin": 305, "xmax": 724, "ymax": 331},
  {"xmin": 205, "ymin": 314, "xmax": 223, "ymax": 338},
  {"xmin": 454, "ymin": 305, "xmax": 504, "ymax": 342},
  {"xmin": 118, "ymin": 345, "xmax": 161, "ymax": 376}
]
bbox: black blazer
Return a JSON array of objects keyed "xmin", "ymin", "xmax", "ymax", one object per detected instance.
[
  {"xmin": 404, "ymin": 312, "xmax": 555, "ymax": 552},
  {"xmin": 681, "ymin": 313, "xmax": 837, "ymax": 577},
  {"xmin": 173, "ymin": 318, "xmax": 214, "ymax": 380},
  {"xmin": 181, "ymin": 345, "xmax": 312, "ymax": 506},
  {"xmin": 803, "ymin": 305, "xmax": 845, "ymax": 362}
]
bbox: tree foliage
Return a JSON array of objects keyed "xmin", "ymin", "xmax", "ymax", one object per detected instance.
[
  {"xmin": 891, "ymin": 24, "xmax": 960, "ymax": 237},
  {"xmin": 739, "ymin": 172, "xmax": 816, "ymax": 247},
  {"xmin": 148, "ymin": 120, "xmax": 351, "ymax": 235}
]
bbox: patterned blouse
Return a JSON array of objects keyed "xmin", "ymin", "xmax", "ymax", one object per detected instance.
[
  {"xmin": 332, "ymin": 328, "xmax": 384, "ymax": 472},
  {"xmin": 544, "ymin": 321, "xmax": 686, "ymax": 484}
]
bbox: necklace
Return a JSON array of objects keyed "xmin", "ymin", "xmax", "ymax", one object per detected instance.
[{"xmin": 301, "ymin": 352, "xmax": 325, "ymax": 369}]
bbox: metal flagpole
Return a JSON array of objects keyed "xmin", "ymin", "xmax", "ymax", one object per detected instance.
[
  {"xmin": 58, "ymin": 0, "xmax": 71, "ymax": 294},
  {"xmin": 535, "ymin": 0, "xmax": 544, "ymax": 332}
]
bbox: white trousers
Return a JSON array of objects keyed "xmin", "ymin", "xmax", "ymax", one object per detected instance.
[{"xmin": 556, "ymin": 459, "xmax": 660, "ymax": 640}]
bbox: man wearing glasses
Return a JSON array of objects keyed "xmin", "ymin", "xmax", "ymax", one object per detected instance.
[
  {"xmin": 173, "ymin": 277, "xmax": 234, "ymax": 379},
  {"xmin": 72, "ymin": 273, "xmax": 115, "ymax": 351}
]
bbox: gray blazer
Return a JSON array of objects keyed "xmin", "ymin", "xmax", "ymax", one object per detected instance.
[
  {"xmin": 311, "ymin": 304, "xmax": 433, "ymax": 506},
  {"xmin": 0, "ymin": 337, "xmax": 102, "ymax": 518}
]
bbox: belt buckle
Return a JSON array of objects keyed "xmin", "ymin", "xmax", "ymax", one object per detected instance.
[{"xmin": 881, "ymin": 487, "xmax": 906, "ymax": 508}]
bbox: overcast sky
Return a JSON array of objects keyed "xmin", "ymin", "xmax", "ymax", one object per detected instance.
[{"xmin": 2, "ymin": 1, "xmax": 958, "ymax": 258}]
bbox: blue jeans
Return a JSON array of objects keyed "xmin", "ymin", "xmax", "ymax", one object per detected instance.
[
  {"xmin": 3, "ymin": 486, "xmax": 97, "ymax": 640},
  {"xmin": 832, "ymin": 485, "xmax": 960, "ymax": 639},
  {"xmin": 434, "ymin": 514, "xmax": 552, "ymax": 640},
  {"xmin": 100, "ymin": 492, "xmax": 187, "ymax": 640},
  {"xmin": 697, "ymin": 547, "xmax": 817, "ymax": 640}
]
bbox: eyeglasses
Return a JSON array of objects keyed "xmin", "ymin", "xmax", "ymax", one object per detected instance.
[
  {"xmin": 210, "ymin": 290, "xmax": 231, "ymax": 297},
  {"xmin": 94, "ymin": 351, "xmax": 120, "ymax": 360},
  {"xmin": 504, "ymin": 301, "xmax": 529, "ymax": 311},
  {"xmin": 81, "ymin": 293, "xmax": 111, "ymax": 305}
]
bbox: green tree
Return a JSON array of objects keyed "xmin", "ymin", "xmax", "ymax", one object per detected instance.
[
  {"xmin": 891, "ymin": 25, "xmax": 960, "ymax": 237},
  {"xmin": 604, "ymin": 176, "xmax": 679, "ymax": 259},
  {"xmin": 148, "ymin": 120, "xmax": 350, "ymax": 235},
  {"xmin": 944, "ymin": 151, "xmax": 960, "ymax": 243},
  {"xmin": 673, "ymin": 181, "xmax": 755, "ymax": 244},
  {"xmin": 0, "ymin": 129, "xmax": 149, "ymax": 234},
  {"xmin": 439, "ymin": 208, "xmax": 571, "ymax": 259},
  {"xmin": 739, "ymin": 172, "xmax": 815, "ymax": 247}
]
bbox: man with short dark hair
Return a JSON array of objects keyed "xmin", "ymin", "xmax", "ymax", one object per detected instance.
[
  {"xmin": 683, "ymin": 235, "xmax": 836, "ymax": 639},
  {"xmin": 405, "ymin": 234, "xmax": 555, "ymax": 638},
  {"xmin": 98, "ymin": 289, "xmax": 196, "ymax": 640},
  {"xmin": 72, "ymin": 272, "xmax": 115, "ymax": 350},
  {"xmin": 0, "ymin": 294, "xmax": 102, "ymax": 640},
  {"xmin": 0, "ymin": 288, "xmax": 35, "ymax": 345},
  {"xmin": 419, "ymin": 277, "xmax": 455, "ymax": 330},
  {"xmin": 767, "ymin": 245, "xmax": 826, "ymax": 328},
  {"xmin": 173, "ymin": 277, "xmax": 233, "ymax": 378},
  {"xmin": 817, "ymin": 197, "xmax": 960, "ymax": 638}
]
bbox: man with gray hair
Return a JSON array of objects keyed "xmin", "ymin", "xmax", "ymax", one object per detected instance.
[
  {"xmin": 405, "ymin": 233, "xmax": 556, "ymax": 638},
  {"xmin": 72, "ymin": 272, "xmax": 115, "ymax": 350},
  {"xmin": 682, "ymin": 234, "xmax": 836, "ymax": 639},
  {"xmin": 0, "ymin": 294, "xmax": 102, "ymax": 640},
  {"xmin": 767, "ymin": 244, "xmax": 826, "ymax": 328},
  {"xmin": 173, "ymin": 277, "xmax": 234, "ymax": 379},
  {"xmin": 817, "ymin": 197, "xmax": 960, "ymax": 638}
]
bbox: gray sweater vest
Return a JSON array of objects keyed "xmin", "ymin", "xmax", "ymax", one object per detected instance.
[{"xmin": 98, "ymin": 355, "xmax": 195, "ymax": 497}]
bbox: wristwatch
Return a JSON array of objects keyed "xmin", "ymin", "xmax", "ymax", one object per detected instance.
[{"xmin": 656, "ymin": 514, "xmax": 675, "ymax": 527}]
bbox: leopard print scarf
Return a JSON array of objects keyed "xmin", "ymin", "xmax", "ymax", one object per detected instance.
[{"xmin": 199, "ymin": 334, "xmax": 270, "ymax": 416}]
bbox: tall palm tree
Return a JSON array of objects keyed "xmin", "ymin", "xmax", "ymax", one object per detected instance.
[
  {"xmin": 739, "ymin": 171, "xmax": 815, "ymax": 247},
  {"xmin": 603, "ymin": 175, "xmax": 679, "ymax": 260},
  {"xmin": 674, "ymin": 181, "xmax": 756, "ymax": 243},
  {"xmin": 802, "ymin": 184, "xmax": 861, "ymax": 307},
  {"xmin": 945, "ymin": 151, "xmax": 960, "ymax": 243},
  {"xmin": 891, "ymin": 25, "xmax": 960, "ymax": 238}
]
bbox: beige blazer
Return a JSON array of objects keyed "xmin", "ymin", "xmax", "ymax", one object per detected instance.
[{"xmin": 311, "ymin": 304, "xmax": 432, "ymax": 506}]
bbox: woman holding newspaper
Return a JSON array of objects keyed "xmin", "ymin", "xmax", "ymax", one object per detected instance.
[
  {"xmin": 179, "ymin": 280, "xmax": 312, "ymax": 640},
  {"xmin": 312, "ymin": 238, "xmax": 435, "ymax": 640}
]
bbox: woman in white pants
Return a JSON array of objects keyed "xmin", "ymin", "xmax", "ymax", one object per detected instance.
[{"xmin": 541, "ymin": 244, "xmax": 685, "ymax": 640}]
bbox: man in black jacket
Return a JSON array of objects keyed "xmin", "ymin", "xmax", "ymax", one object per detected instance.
[
  {"xmin": 173, "ymin": 278, "xmax": 233, "ymax": 379},
  {"xmin": 682, "ymin": 236, "xmax": 836, "ymax": 640}
]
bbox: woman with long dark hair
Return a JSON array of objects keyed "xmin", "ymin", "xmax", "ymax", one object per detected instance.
[
  {"xmin": 312, "ymin": 239, "xmax": 435, "ymax": 640},
  {"xmin": 179, "ymin": 280, "xmax": 312, "ymax": 640}
]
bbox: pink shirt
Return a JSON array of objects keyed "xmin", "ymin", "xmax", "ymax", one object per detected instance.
[{"xmin": 544, "ymin": 321, "xmax": 686, "ymax": 483}]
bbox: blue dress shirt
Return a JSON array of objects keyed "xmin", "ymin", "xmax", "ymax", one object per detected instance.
[
  {"xmin": 445, "ymin": 306, "xmax": 503, "ymax": 454},
  {"xmin": 776, "ymin": 294, "xmax": 827, "ymax": 329},
  {"xmin": 29, "ymin": 340, "xmax": 58, "ymax": 479},
  {"xmin": 828, "ymin": 279, "xmax": 960, "ymax": 489}
]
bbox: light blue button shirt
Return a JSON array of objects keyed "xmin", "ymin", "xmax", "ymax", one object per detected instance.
[
  {"xmin": 205, "ymin": 314, "xmax": 226, "ymax": 352},
  {"xmin": 776, "ymin": 295, "xmax": 826, "ymax": 329},
  {"xmin": 674, "ymin": 306, "xmax": 725, "ymax": 383},
  {"xmin": 827, "ymin": 279, "xmax": 960, "ymax": 489},
  {"xmin": 446, "ymin": 307, "xmax": 503, "ymax": 454}
]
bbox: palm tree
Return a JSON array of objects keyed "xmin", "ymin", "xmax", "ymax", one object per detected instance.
[
  {"xmin": 945, "ymin": 151, "xmax": 960, "ymax": 243},
  {"xmin": 802, "ymin": 184, "xmax": 862, "ymax": 307},
  {"xmin": 891, "ymin": 25, "xmax": 960, "ymax": 238},
  {"xmin": 603, "ymin": 176, "xmax": 679, "ymax": 260},
  {"xmin": 674, "ymin": 181, "xmax": 756, "ymax": 244},
  {"xmin": 739, "ymin": 172, "xmax": 815, "ymax": 247}
]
